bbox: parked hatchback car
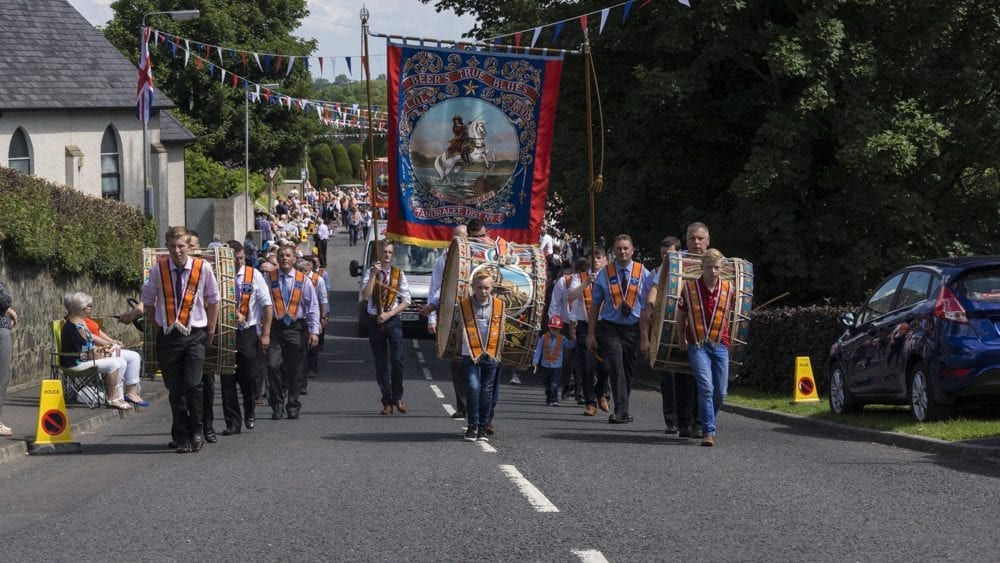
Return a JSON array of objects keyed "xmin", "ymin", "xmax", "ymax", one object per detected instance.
[{"xmin": 829, "ymin": 257, "xmax": 1000, "ymax": 421}]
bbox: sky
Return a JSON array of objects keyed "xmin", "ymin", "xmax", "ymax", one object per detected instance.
[{"xmin": 66, "ymin": 0, "xmax": 479, "ymax": 80}]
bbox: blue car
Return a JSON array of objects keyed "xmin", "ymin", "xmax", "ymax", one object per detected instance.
[{"xmin": 829, "ymin": 257, "xmax": 1000, "ymax": 421}]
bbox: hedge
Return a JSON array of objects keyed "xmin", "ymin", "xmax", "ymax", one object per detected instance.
[
  {"xmin": 734, "ymin": 305, "xmax": 856, "ymax": 395},
  {"xmin": 0, "ymin": 167, "xmax": 156, "ymax": 287}
]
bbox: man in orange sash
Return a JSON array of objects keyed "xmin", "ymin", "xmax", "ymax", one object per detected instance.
[
  {"xmin": 677, "ymin": 249, "xmax": 735, "ymax": 447},
  {"xmin": 460, "ymin": 271, "xmax": 505, "ymax": 442},
  {"xmin": 586, "ymin": 234, "xmax": 650, "ymax": 424},
  {"xmin": 267, "ymin": 244, "xmax": 321, "ymax": 420},
  {"xmin": 361, "ymin": 240, "xmax": 411, "ymax": 414},
  {"xmin": 221, "ymin": 240, "xmax": 272, "ymax": 435},
  {"xmin": 141, "ymin": 226, "xmax": 220, "ymax": 453}
]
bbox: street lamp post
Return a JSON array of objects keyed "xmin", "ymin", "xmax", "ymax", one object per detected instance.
[
  {"xmin": 140, "ymin": 9, "xmax": 199, "ymax": 222},
  {"xmin": 246, "ymin": 83, "xmax": 280, "ymax": 236}
]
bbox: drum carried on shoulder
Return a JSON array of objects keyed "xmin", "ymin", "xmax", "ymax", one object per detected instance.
[
  {"xmin": 140, "ymin": 247, "xmax": 238, "ymax": 377},
  {"xmin": 436, "ymin": 237, "xmax": 546, "ymax": 370},
  {"xmin": 649, "ymin": 252, "xmax": 754, "ymax": 375}
]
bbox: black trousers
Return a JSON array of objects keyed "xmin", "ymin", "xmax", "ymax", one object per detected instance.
[
  {"xmin": 575, "ymin": 321, "xmax": 609, "ymax": 406},
  {"xmin": 318, "ymin": 238, "xmax": 329, "ymax": 266},
  {"xmin": 660, "ymin": 371, "xmax": 697, "ymax": 428},
  {"xmin": 222, "ymin": 328, "xmax": 259, "ymax": 428},
  {"xmin": 268, "ymin": 319, "xmax": 305, "ymax": 414},
  {"xmin": 156, "ymin": 327, "xmax": 207, "ymax": 442},
  {"xmin": 367, "ymin": 315, "xmax": 404, "ymax": 405},
  {"xmin": 451, "ymin": 360, "xmax": 467, "ymax": 413},
  {"xmin": 597, "ymin": 320, "xmax": 638, "ymax": 416}
]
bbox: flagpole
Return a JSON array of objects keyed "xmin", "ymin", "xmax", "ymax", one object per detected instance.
[{"xmin": 361, "ymin": 5, "xmax": 383, "ymax": 316}]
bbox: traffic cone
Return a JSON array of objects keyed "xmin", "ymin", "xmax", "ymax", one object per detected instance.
[
  {"xmin": 27, "ymin": 380, "xmax": 82, "ymax": 454},
  {"xmin": 792, "ymin": 356, "xmax": 821, "ymax": 404}
]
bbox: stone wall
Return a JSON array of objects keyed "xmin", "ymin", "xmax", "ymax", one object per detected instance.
[{"xmin": 0, "ymin": 245, "xmax": 138, "ymax": 387}]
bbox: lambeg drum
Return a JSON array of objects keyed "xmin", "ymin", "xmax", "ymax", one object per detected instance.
[
  {"xmin": 141, "ymin": 247, "xmax": 237, "ymax": 377},
  {"xmin": 649, "ymin": 252, "xmax": 754, "ymax": 376},
  {"xmin": 437, "ymin": 236, "xmax": 546, "ymax": 370}
]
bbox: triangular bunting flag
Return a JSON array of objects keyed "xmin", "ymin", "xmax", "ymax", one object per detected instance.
[
  {"xmin": 622, "ymin": 0, "xmax": 634, "ymax": 23},
  {"xmin": 263, "ymin": 54, "xmax": 271, "ymax": 72},
  {"xmin": 254, "ymin": 52, "xmax": 262, "ymax": 71},
  {"xmin": 552, "ymin": 22, "xmax": 565, "ymax": 43},
  {"xmin": 514, "ymin": 32, "xmax": 522, "ymax": 47},
  {"xmin": 599, "ymin": 8, "xmax": 610, "ymax": 33},
  {"xmin": 346, "ymin": 57, "xmax": 352, "ymax": 76},
  {"xmin": 275, "ymin": 56, "xmax": 284, "ymax": 73},
  {"xmin": 184, "ymin": 39, "xmax": 190, "ymax": 67},
  {"xmin": 318, "ymin": 57, "xmax": 324, "ymax": 75},
  {"xmin": 286, "ymin": 56, "xmax": 295, "ymax": 77},
  {"xmin": 209, "ymin": 63, "xmax": 215, "ymax": 77},
  {"xmin": 530, "ymin": 27, "xmax": 541, "ymax": 48},
  {"xmin": 579, "ymin": 14, "xmax": 588, "ymax": 33},
  {"xmin": 195, "ymin": 56, "xmax": 202, "ymax": 70},
  {"xmin": 241, "ymin": 51, "xmax": 247, "ymax": 71},
  {"xmin": 678, "ymin": 0, "xmax": 691, "ymax": 6}
]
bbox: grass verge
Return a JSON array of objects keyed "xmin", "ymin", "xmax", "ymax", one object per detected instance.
[{"xmin": 727, "ymin": 388, "xmax": 1000, "ymax": 442}]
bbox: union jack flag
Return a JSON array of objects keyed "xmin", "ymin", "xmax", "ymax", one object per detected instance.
[{"xmin": 136, "ymin": 26, "xmax": 154, "ymax": 123}]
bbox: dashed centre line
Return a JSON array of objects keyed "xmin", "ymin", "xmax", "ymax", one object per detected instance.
[
  {"xmin": 429, "ymin": 384, "xmax": 445, "ymax": 399},
  {"xmin": 571, "ymin": 550, "xmax": 610, "ymax": 563},
  {"xmin": 416, "ymin": 351, "xmax": 425, "ymax": 364},
  {"xmin": 422, "ymin": 367, "xmax": 433, "ymax": 380},
  {"xmin": 499, "ymin": 465, "xmax": 559, "ymax": 513}
]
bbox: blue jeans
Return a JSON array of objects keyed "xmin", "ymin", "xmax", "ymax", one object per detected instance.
[
  {"xmin": 687, "ymin": 342, "xmax": 729, "ymax": 436},
  {"xmin": 465, "ymin": 357, "xmax": 498, "ymax": 429},
  {"xmin": 541, "ymin": 366, "xmax": 560, "ymax": 403}
]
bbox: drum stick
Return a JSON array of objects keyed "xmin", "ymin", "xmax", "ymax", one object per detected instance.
[{"xmin": 753, "ymin": 292, "xmax": 789, "ymax": 311}]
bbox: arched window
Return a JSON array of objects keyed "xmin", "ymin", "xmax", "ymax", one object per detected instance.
[
  {"xmin": 100, "ymin": 127, "xmax": 121, "ymax": 200},
  {"xmin": 7, "ymin": 128, "xmax": 32, "ymax": 173}
]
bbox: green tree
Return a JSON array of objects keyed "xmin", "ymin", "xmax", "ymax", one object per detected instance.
[
  {"xmin": 347, "ymin": 143, "xmax": 363, "ymax": 178},
  {"xmin": 333, "ymin": 144, "xmax": 353, "ymax": 181},
  {"xmin": 426, "ymin": 0, "xmax": 1000, "ymax": 303},
  {"xmin": 310, "ymin": 143, "xmax": 338, "ymax": 183}
]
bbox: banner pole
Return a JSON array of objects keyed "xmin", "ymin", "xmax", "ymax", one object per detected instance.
[
  {"xmin": 583, "ymin": 29, "xmax": 597, "ymax": 270},
  {"xmin": 361, "ymin": 6, "xmax": 383, "ymax": 315}
]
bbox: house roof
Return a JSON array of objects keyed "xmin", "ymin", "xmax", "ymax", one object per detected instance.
[
  {"xmin": 0, "ymin": 0, "xmax": 175, "ymax": 111},
  {"xmin": 159, "ymin": 111, "xmax": 197, "ymax": 145}
]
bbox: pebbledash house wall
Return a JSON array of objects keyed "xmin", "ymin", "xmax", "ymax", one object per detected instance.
[
  {"xmin": 0, "ymin": 109, "xmax": 186, "ymax": 241},
  {"xmin": 0, "ymin": 244, "xmax": 138, "ymax": 388}
]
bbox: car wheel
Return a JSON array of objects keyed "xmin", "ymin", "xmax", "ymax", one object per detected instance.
[
  {"xmin": 909, "ymin": 361, "xmax": 949, "ymax": 422},
  {"xmin": 829, "ymin": 363, "xmax": 862, "ymax": 414}
]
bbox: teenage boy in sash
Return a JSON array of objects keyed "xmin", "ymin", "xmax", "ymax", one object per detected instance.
[
  {"xmin": 586, "ymin": 234, "xmax": 650, "ymax": 424},
  {"xmin": 361, "ymin": 241, "xmax": 411, "ymax": 415},
  {"xmin": 141, "ymin": 226, "xmax": 220, "ymax": 453},
  {"xmin": 566, "ymin": 251, "xmax": 610, "ymax": 416},
  {"xmin": 221, "ymin": 240, "xmax": 272, "ymax": 435},
  {"xmin": 267, "ymin": 244, "xmax": 321, "ymax": 420},
  {"xmin": 422, "ymin": 225, "xmax": 468, "ymax": 419},
  {"xmin": 296, "ymin": 258, "xmax": 329, "ymax": 394},
  {"xmin": 460, "ymin": 271, "xmax": 505, "ymax": 442},
  {"xmin": 677, "ymin": 249, "xmax": 735, "ymax": 447}
]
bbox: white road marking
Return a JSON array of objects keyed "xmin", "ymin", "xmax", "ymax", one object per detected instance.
[
  {"xmin": 571, "ymin": 550, "xmax": 609, "ymax": 563},
  {"xmin": 429, "ymin": 384, "xmax": 445, "ymax": 399},
  {"xmin": 499, "ymin": 465, "xmax": 559, "ymax": 513},
  {"xmin": 411, "ymin": 339, "xmax": 419, "ymax": 349},
  {"xmin": 443, "ymin": 404, "xmax": 456, "ymax": 416},
  {"xmin": 416, "ymin": 351, "xmax": 425, "ymax": 364},
  {"xmin": 476, "ymin": 441, "xmax": 497, "ymax": 453},
  {"xmin": 422, "ymin": 367, "xmax": 433, "ymax": 380}
]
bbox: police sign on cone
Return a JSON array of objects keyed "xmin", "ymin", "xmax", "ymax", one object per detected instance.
[
  {"xmin": 28, "ymin": 379, "xmax": 82, "ymax": 454},
  {"xmin": 792, "ymin": 356, "xmax": 821, "ymax": 404}
]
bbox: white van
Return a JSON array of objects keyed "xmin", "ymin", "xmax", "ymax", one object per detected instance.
[{"xmin": 349, "ymin": 226, "xmax": 442, "ymax": 337}]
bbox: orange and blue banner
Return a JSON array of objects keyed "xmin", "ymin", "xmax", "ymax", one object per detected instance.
[{"xmin": 386, "ymin": 42, "xmax": 563, "ymax": 246}]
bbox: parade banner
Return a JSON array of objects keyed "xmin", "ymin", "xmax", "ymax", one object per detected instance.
[{"xmin": 386, "ymin": 42, "xmax": 563, "ymax": 245}]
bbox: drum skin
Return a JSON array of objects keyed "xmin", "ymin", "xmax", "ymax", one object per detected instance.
[
  {"xmin": 141, "ymin": 247, "xmax": 238, "ymax": 376},
  {"xmin": 437, "ymin": 237, "xmax": 546, "ymax": 370},
  {"xmin": 649, "ymin": 252, "xmax": 753, "ymax": 376}
]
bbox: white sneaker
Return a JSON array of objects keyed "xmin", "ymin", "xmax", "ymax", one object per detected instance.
[
  {"xmin": 0, "ymin": 423, "xmax": 12, "ymax": 437},
  {"xmin": 509, "ymin": 375, "xmax": 522, "ymax": 385}
]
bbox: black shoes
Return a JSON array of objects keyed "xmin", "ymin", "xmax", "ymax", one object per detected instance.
[
  {"xmin": 222, "ymin": 425, "xmax": 241, "ymax": 436},
  {"xmin": 464, "ymin": 427, "xmax": 477, "ymax": 442},
  {"xmin": 665, "ymin": 423, "xmax": 678, "ymax": 435},
  {"xmin": 190, "ymin": 433, "xmax": 205, "ymax": 452},
  {"xmin": 286, "ymin": 410, "xmax": 300, "ymax": 420},
  {"xmin": 245, "ymin": 417, "xmax": 255, "ymax": 430},
  {"xmin": 168, "ymin": 441, "xmax": 178, "ymax": 450},
  {"xmin": 271, "ymin": 410, "xmax": 283, "ymax": 420},
  {"xmin": 204, "ymin": 429, "xmax": 218, "ymax": 443},
  {"xmin": 451, "ymin": 411, "xmax": 466, "ymax": 419},
  {"xmin": 476, "ymin": 427, "xmax": 489, "ymax": 442},
  {"xmin": 175, "ymin": 440, "xmax": 191, "ymax": 453},
  {"xmin": 608, "ymin": 414, "xmax": 634, "ymax": 424},
  {"xmin": 678, "ymin": 427, "xmax": 692, "ymax": 438}
]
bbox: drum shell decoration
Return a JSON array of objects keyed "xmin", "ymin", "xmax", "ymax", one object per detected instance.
[
  {"xmin": 141, "ymin": 247, "xmax": 238, "ymax": 377},
  {"xmin": 437, "ymin": 237, "xmax": 545, "ymax": 370},
  {"xmin": 649, "ymin": 252, "xmax": 753, "ymax": 376}
]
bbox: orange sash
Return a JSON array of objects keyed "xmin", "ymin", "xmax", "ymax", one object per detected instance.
[
  {"xmin": 606, "ymin": 262, "xmax": 642, "ymax": 312},
  {"xmin": 461, "ymin": 296, "xmax": 504, "ymax": 363},
  {"xmin": 568, "ymin": 272, "xmax": 594, "ymax": 316},
  {"xmin": 543, "ymin": 332, "xmax": 564, "ymax": 363},
  {"xmin": 269, "ymin": 269, "xmax": 305, "ymax": 323},
  {"xmin": 377, "ymin": 267, "xmax": 401, "ymax": 311},
  {"xmin": 684, "ymin": 278, "xmax": 732, "ymax": 344},
  {"xmin": 238, "ymin": 265, "xmax": 255, "ymax": 321},
  {"xmin": 158, "ymin": 257, "xmax": 204, "ymax": 333}
]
